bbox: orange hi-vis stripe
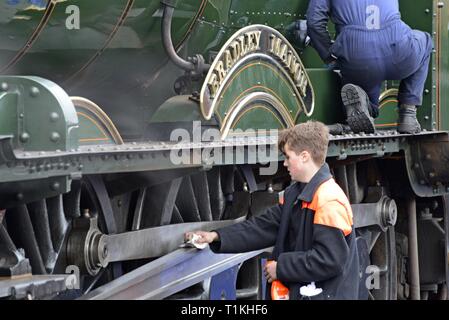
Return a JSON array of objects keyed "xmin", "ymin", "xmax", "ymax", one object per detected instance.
[{"xmin": 301, "ymin": 179, "xmax": 353, "ymax": 236}]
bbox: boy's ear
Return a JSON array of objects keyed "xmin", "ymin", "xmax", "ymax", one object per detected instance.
[{"xmin": 300, "ymin": 150, "xmax": 309, "ymax": 162}]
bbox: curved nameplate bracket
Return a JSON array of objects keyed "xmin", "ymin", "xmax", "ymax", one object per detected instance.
[
  {"xmin": 376, "ymin": 88, "xmax": 399, "ymax": 130},
  {"xmin": 221, "ymin": 91, "xmax": 294, "ymax": 139},
  {"xmin": 71, "ymin": 97, "xmax": 124, "ymax": 146},
  {"xmin": 200, "ymin": 24, "xmax": 315, "ymax": 136}
]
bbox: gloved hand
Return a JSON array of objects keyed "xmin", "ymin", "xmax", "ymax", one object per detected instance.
[{"xmin": 287, "ymin": 20, "xmax": 310, "ymax": 48}]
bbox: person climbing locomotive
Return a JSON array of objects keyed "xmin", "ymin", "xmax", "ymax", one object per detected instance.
[
  {"xmin": 185, "ymin": 121, "xmax": 360, "ymax": 300},
  {"xmin": 306, "ymin": 0, "xmax": 432, "ymax": 134}
]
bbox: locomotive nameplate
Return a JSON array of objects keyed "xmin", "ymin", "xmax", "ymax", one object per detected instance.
[{"xmin": 200, "ymin": 24, "xmax": 315, "ymax": 134}]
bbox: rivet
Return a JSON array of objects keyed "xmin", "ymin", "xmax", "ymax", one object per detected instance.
[
  {"xmin": 16, "ymin": 193, "xmax": 24, "ymax": 200},
  {"xmin": 50, "ymin": 132, "xmax": 60, "ymax": 142},
  {"xmin": 51, "ymin": 182, "xmax": 60, "ymax": 191},
  {"xmin": 20, "ymin": 132, "xmax": 30, "ymax": 143},
  {"xmin": 1, "ymin": 82, "xmax": 8, "ymax": 91},
  {"xmin": 50, "ymin": 112, "xmax": 59, "ymax": 122},
  {"xmin": 30, "ymin": 86, "xmax": 40, "ymax": 97}
]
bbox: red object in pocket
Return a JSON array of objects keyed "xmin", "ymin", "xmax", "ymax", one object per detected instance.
[{"xmin": 271, "ymin": 280, "xmax": 289, "ymax": 300}]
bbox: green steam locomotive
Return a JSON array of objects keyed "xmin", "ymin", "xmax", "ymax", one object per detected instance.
[{"xmin": 0, "ymin": 0, "xmax": 448, "ymax": 300}]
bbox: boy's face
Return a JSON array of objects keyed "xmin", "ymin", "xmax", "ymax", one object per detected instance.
[{"xmin": 283, "ymin": 143, "xmax": 309, "ymax": 182}]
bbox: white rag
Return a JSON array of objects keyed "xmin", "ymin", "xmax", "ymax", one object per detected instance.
[
  {"xmin": 299, "ymin": 282, "xmax": 323, "ymax": 297},
  {"xmin": 182, "ymin": 233, "xmax": 208, "ymax": 250}
]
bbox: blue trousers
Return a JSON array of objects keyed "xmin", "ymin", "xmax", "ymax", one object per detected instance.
[{"xmin": 332, "ymin": 20, "xmax": 433, "ymax": 117}]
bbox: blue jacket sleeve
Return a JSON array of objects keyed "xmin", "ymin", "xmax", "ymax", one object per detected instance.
[
  {"xmin": 306, "ymin": 0, "xmax": 334, "ymax": 63},
  {"xmin": 209, "ymin": 204, "xmax": 282, "ymax": 253}
]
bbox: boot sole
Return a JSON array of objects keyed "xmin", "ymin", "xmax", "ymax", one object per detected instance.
[{"xmin": 341, "ymin": 84, "xmax": 376, "ymax": 134}]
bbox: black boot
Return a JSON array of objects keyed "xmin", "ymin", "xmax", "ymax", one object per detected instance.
[
  {"xmin": 397, "ymin": 104, "xmax": 421, "ymax": 134},
  {"xmin": 341, "ymin": 84, "xmax": 376, "ymax": 134}
]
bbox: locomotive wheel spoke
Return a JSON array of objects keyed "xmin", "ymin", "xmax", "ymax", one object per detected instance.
[
  {"xmin": 46, "ymin": 195, "xmax": 69, "ymax": 254},
  {"xmin": 191, "ymin": 172, "xmax": 213, "ymax": 222},
  {"xmin": 207, "ymin": 167, "xmax": 225, "ymax": 220},
  {"xmin": 140, "ymin": 178, "xmax": 182, "ymax": 228},
  {"xmin": 176, "ymin": 176, "xmax": 202, "ymax": 222},
  {"xmin": 27, "ymin": 200, "xmax": 57, "ymax": 273},
  {"xmin": 5, "ymin": 205, "xmax": 46, "ymax": 274}
]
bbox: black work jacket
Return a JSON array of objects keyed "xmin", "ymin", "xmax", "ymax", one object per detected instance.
[{"xmin": 210, "ymin": 164, "xmax": 360, "ymax": 300}]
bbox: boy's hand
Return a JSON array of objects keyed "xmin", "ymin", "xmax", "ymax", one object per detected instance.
[
  {"xmin": 264, "ymin": 261, "xmax": 278, "ymax": 283},
  {"xmin": 325, "ymin": 60, "xmax": 337, "ymax": 70},
  {"xmin": 184, "ymin": 231, "xmax": 218, "ymax": 244}
]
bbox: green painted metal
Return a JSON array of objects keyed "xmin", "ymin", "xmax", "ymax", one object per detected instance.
[
  {"xmin": 0, "ymin": 0, "xmax": 447, "ymax": 188},
  {"xmin": 376, "ymin": 88, "xmax": 400, "ymax": 130},
  {"xmin": 298, "ymin": 69, "xmax": 342, "ymax": 125},
  {"xmin": 437, "ymin": 1, "xmax": 449, "ymax": 130},
  {"xmin": 214, "ymin": 62, "xmax": 300, "ymax": 126},
  {"xmin": 397, "ymin": 0, "xmax": 434, "ymax": 131},
  {"xmin": 230, "ymin": 106, "xmax": 285, "ymax": 132},
  {"xmin": 0, "ymin": 0, "xmax": 206, "ymax": 139},
  {"xmin": 1, "ymin": 0, "xmax": 445, "ymax": 136},
  {"xmin": 0, "ymin": 76, "xmax": 78, "ymax": 151},
  {"xmin": 151, "ymin": 95, "xmax": 206, "ymax": 123},
  {"xmin": 75, "ymin": 108, "xmax": 115, "ymax": 146}
]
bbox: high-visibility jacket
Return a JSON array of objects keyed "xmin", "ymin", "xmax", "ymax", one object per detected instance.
[{"xmin": 210, "ymin": 164, "xmax": 360, "ymax": 300}]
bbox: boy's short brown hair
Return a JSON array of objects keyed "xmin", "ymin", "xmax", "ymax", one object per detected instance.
[{"xmin": 278, "ymin": 121, "xmax": 329, "ymax": 165}]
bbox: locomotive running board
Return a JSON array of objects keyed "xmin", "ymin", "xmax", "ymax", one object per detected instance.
[{"xmin": 79, "ymin": 247, "xmax": 269, "ymax": 300}]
